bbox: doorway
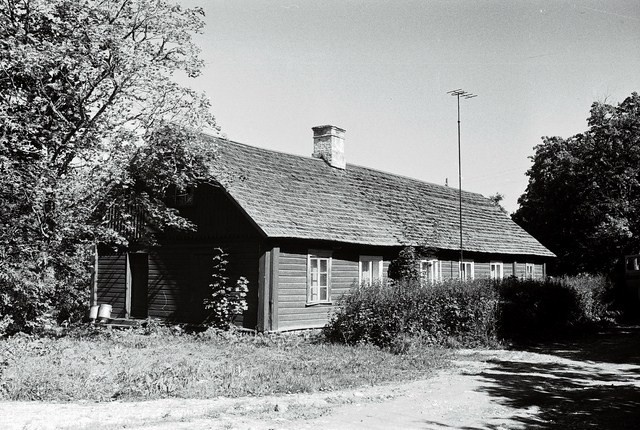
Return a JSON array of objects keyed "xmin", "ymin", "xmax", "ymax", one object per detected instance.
[{"xmin": 128, "ymin": 253, "xmax": 148, "ymax": 318}]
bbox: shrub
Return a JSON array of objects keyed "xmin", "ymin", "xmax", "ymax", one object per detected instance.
[
  {"xmin": 325, "ymin": 274, "xmax": 615, "ymax": 349},
  {"xmin": 324, "ymin": 279, "xmax": 500, "ymax": 349},
  {"xmin": 203, "ymin": 248, "xmax": 249, "ymax": 330},
  {"xmin": 498, "ymin": 275, "xmax": 614, "ymax": 341},
  {"xmin": 0, "ymin": 245, "xmax": 91, "ymax": 336}
]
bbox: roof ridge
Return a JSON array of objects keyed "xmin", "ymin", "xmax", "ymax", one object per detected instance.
[{"xmin": 202, "ymin": 131, "xmax": 489, "ymax": 201}]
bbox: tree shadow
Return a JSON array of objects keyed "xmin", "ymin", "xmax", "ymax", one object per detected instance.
[
  {"xmin": 520, "ymin": 326, "xmax": 640, "ymax": 365},
  {"xmin": 468, "ymin": 327, "xmax": 640, "ymax": 429}
]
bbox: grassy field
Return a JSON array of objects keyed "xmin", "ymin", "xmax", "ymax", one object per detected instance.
[{"xmin": 0, "ymin": 325, "xmax": 450, "ymax": 402}]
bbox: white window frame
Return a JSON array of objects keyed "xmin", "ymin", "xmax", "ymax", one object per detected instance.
[
  {"xmin": 525, "ymin": 263, "xmax": 535, "ymax": 279},
  {"xmin": 359, "ymin": 255, "xmax": 383, "ymax": 286},
  {"xmin": 626, "ymin": 255, "xmax": 640, "ymax": 272},
  {"xmin": 420, "ymin": 259, "xmax": 442, "ymax": 284},
  {"xmin": 490, "ymin": 261, "xmax": 504, "ymax": 280},
  {"xmin": 307, "ymin": 251, "xmax": 332, "ymax": 305},
  {"xmin": 459, "ymin": 260, "xmax": 475, "ymax": 280}
]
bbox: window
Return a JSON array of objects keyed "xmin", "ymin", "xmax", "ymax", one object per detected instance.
[
  {"xmin": 167, "ymin": 186, "xmax": 195, "ymax": 207},
  {"xmin": 525, "ymin": 263, "xmax": 535, "ymax": 279},
  {"xmin": 420, "ymin": 259, "xmax": 441, "ymax": 283},
  {"xmin": 307, "ymin": 252, "xmax": 331, "ymax": 304},
  {"xmin": 490, "ymin": 262, "xmax": 503, "ymax": 280},
  {"xmin": 359, "ymin": 256, "xmax": 383, "ymax": 285},
  {"xmin": 459, "ymin": 260, "xmax": 474, "ymax": 280},
  {"xmin": 626, "ymin": 255, "xmax": 640, "ymax": 272}
]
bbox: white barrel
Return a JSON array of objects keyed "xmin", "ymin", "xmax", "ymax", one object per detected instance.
[
  {"xmin": 97, "ymin": 304, "xmax": 112, "ymax": 321},
  {"xmin": 88, "ymin": 305, "xmax": 99, "ymax": 320}
]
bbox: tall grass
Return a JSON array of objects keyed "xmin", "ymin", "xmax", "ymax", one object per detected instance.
[{"xmin": 0, "ymin": 326, "xmax": 450, "ymax": 402}]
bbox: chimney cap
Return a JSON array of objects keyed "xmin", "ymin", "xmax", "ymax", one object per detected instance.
[{"xmin": 312, "ymin": 125, "xmax": 346, "ymax": 135}]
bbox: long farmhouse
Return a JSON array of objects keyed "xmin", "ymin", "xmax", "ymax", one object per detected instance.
[{"xmin": 97, "ymin": 125, "xmax": 554, "ymax": 331}]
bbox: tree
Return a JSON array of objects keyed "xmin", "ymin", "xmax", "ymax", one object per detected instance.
[
  {"xmin": 488, "ymin": 192, "xmax": 507, "ymax": 214},
  {"xmin": 513, "ymin": 92, "xmax": 640, "ymax": 275},
  {"xmin": 0, "ymin": 0, "xmax": 218, "ymax": 333}
]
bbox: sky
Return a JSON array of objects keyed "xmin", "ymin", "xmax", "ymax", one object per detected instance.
[{"xmin": 177, "ymin": 0, "xmax": 640, "ymax": 213}]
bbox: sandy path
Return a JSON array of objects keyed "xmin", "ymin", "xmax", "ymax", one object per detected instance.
[{"xmin": 3, "ymin": 329, "xmax": 640, "ymax": 429}]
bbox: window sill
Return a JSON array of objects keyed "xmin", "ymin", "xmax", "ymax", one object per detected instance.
[{"xmin": 305, "ymin": 302, "xmax": 333, "ymax": 307}]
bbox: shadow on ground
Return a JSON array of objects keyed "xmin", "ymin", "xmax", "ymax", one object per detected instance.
[
  {"xmin": 468, "ymin": 326, "xmax": 640, "ymax": 429},
  {"xmin": 521, "ymin": 326, "xmax": 640, "ymax": 365}
]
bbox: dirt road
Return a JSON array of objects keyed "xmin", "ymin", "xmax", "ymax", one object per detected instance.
[{"xmin": 3, "ymin": 328, "xmax": 640, "ymax": 429}]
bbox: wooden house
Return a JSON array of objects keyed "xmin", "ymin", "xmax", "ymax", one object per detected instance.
[{"xmin": 96, "ymin": 125, "xmax": 555, "ymax": 331}]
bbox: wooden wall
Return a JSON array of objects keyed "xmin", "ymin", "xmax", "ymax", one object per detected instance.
[
  {"xmin": 97, "ymin": 184, "xmax": 266, "ymax": 328},
  {"xmin": 146, "ymin": 240, "xmax": 261, "ymax": 327},
  {"xmin": 273, "ymin": 246, "xmax": 547, "ymax": 331},
  {"xmin": 97, "ymin": 184, "xmax": 550, "ymax": 331},
  {"xmin": 96, "ymin": 254, "xmax": 127, "ymax": 318},
  {"xmin": 434, "ymin": 256, "xmax": 545, "ymax": 281},
  {"xmin": 275, "ymin": 243, "xmax": 393, "ymax": 331},
  {"xmin": 97, "ymin": 240, "xmax": 261, "ymax": 327}
]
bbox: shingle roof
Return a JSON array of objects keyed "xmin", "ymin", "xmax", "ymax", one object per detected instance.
[{"xmin": 208, "ymin": 136, "xmax": 554, "ymax": 257}]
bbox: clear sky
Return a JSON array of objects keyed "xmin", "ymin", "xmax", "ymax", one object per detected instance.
[{"xmin": 177, "ymin": 0, "xmax": 640, "ymax": 213}]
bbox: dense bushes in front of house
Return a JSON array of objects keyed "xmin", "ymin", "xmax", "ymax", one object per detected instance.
[
  {"xmin": 324, "ymin": 275, "xmax": 615, "ymax": 349},
  {"xmin": 498, "ymin": 275, "xmax": 613, "ymax": 341},
  {"xmin": 323, "ymin": 279, "xmax": 500, "ymax": 349}
]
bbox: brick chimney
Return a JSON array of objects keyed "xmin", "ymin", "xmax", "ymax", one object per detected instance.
[{"xmin": 312, "ymin": 125, "xmax": 346, "ymax": 170}]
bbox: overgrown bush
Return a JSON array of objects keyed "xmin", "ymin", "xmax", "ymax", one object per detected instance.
[
  {"xmin": 499, "ymin": 275, "xmax": 615, "ymax": 341},
  {"xmin": 203, "ymin": 248, "xmax": 249, "ymax": 329},
  {"xmin": 0, "ymin": 246, "xmax": 90, "ymax": 336},
  {"xmin": 325, "ymin": 274, "xmax": 615, "ymax": 349},
  {"xmin": 324, "ymin": 279, "xmax": 500, "ymax": 349}
]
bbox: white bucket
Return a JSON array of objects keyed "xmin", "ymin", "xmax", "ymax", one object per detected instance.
[
  {"xmin": 97, "ymin": 304, "xmax": 112, "ymax": 321},
  {"xmin": 88, "ymin": 305, "xmax": 99, "ymax": 321}
]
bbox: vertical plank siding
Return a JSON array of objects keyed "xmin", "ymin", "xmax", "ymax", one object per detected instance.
[
  {"xmin": 97, "ymin": 254, "xmax": 127, "ymax": 318},
  {"xmin": 96, "ymin": 184, "xmax": 264, "ymax": 328},
  {"xmin": 146, "ymin": 240, "xmax": 261, "ymax": 327}
]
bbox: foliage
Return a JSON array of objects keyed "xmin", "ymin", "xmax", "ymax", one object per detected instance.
[
  {"xmin": 513, "ymin": 92, "xmax": 640, "ymax": 275},
  {"xmin": 203, "ymin": 248, "xmax": 249, "ymax": 330},
  {"xmin": 324, "ymin": 279, "xmax": 500, "ymax": 349},
  {"xmin": 499, "ymin": 275, "xmax": 615, "ymax": 341},
  {"xmin": 387, "ymin": 245, "xmax": 440, "ymax": 282},
  {"xmin": 0, "ymin": 327, "xmax": 449, "ymax": 401},
  {"xmin": 488, "ymin": 192, "xmax": 507, "ymax": 214},
  {"xmin": 0, "ymin": 0, "xmax": 218, "ymax": 334},
  {"xmin": 325, "ymin": 275, "xmax": 615, "ymax": 348},
  {"xmin": 387, "ymin": 246, "xmax": 421, "ymax": 282}
]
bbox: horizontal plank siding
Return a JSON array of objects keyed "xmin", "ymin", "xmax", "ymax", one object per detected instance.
[
  {"xmin": 277, "ymin": 246, "xmax": 395, "ymax": 331},
  {"xmin": 431, "ymin": 257, "xmax": 547, "ymax": 280},
  {"xmin": 277, "ymin": 250, "xmax": 311, "ymax": 329},
  {"xmin": 503, "ymin": 263, "xmax": 514, "ymax": 278},
  {"xmin": 474, "ymin": 262, "xmax": 489, "ymax": 279},
  {"xmin": 97, "ymin": 254, "xmax": 126, "ymax": 318},
  {"xmin": 332, "ymin": 254, "xmax": 360, "ymax": 296}
]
